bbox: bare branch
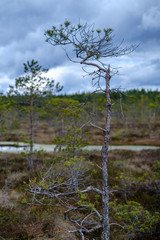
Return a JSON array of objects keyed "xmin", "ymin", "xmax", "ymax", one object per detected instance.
[
  {"xmin": 81, "ymin": 186, "xmax": 102, "ymax": 195},
  {"xmin": 43, "ymin": 21, "xmax": 139, "ymax": 240},
  {"xmin": 69, "ymin": 224, "xmax": 102, "ymax": 233},
  {"xmin": 90, "ymin": 122, "xmax": 106, "ymax": 132},
  {"xmin": 81, "ymin": 59, "xmax": 107, "ymax": 73},
  {"xmin": 110, "ymin": 222, "xmax": 124, "ymax": 229},
  {"xmin": 30, "ymin": 185, "xmax": 102, "ymax": 200},
  {"xmin": 80, "ymin": 120, "xmax": 91, "ymax": 129}
]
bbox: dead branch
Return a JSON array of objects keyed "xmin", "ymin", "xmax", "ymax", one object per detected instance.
[{"xmin": 90, "ymin": 122, "xmax": 106, "ymax": 132}]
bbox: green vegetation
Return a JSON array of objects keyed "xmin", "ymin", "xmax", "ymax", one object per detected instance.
[
  {"xmin": 0, "ymin": 24, "xmax": 160, "ymax": 239},
  {"xmin": 0, "ymin": 18, "xmax": 159, "ymax": 239},
  {"xmin": 0, "ymin": 149, "xmax": 159, "ymax": 239},
  {"xmin": 0, "ymin": 89, "xmax": 160, "ymax": 146},
  {"xmin": 8, "ymin": 59, "xmax": 62, "ymax": 169},
  {"xmin": 0, "ymin": 90, "xmax": 160, "ymax": 239}
]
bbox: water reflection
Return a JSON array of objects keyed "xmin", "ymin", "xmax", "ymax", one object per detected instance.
[
  {"xmin": 0, "ymin": 142, "xmax": 159, "ymax": 153},
  {"xmin": 0, "ymin": 142, "xmax": 29, "ymax": 153}
]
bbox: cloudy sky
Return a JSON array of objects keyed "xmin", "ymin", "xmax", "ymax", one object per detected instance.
[{"xmin": 0, "ymin": 0, "xmax": 160, "ymax": 94}]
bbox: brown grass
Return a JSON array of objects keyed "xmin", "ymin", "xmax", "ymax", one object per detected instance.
[
  {"xmin": 0, "ymin": 189, "xmax": 21, "ymax": 207},
  {"xmin": 1, "ymin": 118, "xmax": 160, "ymax": 145}
]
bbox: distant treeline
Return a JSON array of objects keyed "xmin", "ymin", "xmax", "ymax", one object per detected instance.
[
  {"xmin": 0, "ymin": 89, "xmax": 159, "ymax": 141},
  {"xmin": 55, "ymin": 89, "xmax": 160, "ymax": 103},
  {"xmin": 1, "ymin": 89, "xmax": 159, "ymax": 107}
]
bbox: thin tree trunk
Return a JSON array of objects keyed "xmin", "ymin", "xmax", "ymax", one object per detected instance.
[
  {"xmin": 29, "ymin": 93, "xmax": 34, "ymax": 169},
  {"xmin": 101, "ymin": 65, "xmax": 111, "ymax": 240},
  {"xmin": 92, "ymin": 94, "xmax": 96, "ymax": 124},
  {"xmin": 148, "ymin": 111, "xmax": 151, "ymax": 131}
]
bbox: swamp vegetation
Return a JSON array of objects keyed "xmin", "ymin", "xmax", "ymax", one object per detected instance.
[
  {"xmin": 0, "ymin": 90, "xmax": 160, "ymax": 239},
  {"xmin": 0, "ymin": 149, "xmax": 159, "ymax": 239}
]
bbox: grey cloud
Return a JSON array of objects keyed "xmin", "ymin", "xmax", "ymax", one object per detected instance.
[
  {"xmin": 0, "ymin": 0, "xmax": 99, "ymax": 45},
  {"xmin": 0, "ymin": 0, "xmax": 160, "ymax": 93},
  {"xmin": 0, "ymin": 0, "xmax": 99, "ymax": 74},
  {"xmin": 112, "ymin": 57, "xmax": 160, "ymax": 90},
  {"xmin": 139, "ymin": 6, "xmax": 160, "ymax": 31},
  {"xmin": 151, "ymin": 58, "xmax": 160, "ymax": 70},
  {"xmin": 96, "ymin": 0, "xmax": 160, "ymax": 44}
]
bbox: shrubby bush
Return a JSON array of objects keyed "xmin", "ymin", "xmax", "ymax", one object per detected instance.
[{"xmin": 110, "ymin": 200, "xmax": 160, "ymax": 238}]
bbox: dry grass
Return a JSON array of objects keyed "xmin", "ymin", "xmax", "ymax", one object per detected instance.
[
  {"xmin": 53, "ymin": 216, "xmax": 77, "ymax": 240},
  {"xmin": 1, "ymin": 117, "xmax": 160, "ymax": 146},
  {"xmin": 0, "ymin": 138, "xmax": 159, "ymax": 239},
  {"xmin": 0, "ymin": 189, "xmax": 21, "ymax": 207}
]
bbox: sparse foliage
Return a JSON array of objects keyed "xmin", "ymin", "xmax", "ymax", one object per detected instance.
[
  {"xmin": 9, "ymin": 60, "xmax": 62, "ymax": 169},
  {"xmin": 44, "ymin": 21, "xmax": 137, "ymax": 240}
]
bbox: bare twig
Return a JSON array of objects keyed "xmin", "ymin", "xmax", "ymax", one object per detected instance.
[
  {"xmin": 110, "ymin": 222, "xmax": 124, "ymax": 229},
  {"xmin": 90, "ymin": 122, "xmax": 106, "ymax": 132}
]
